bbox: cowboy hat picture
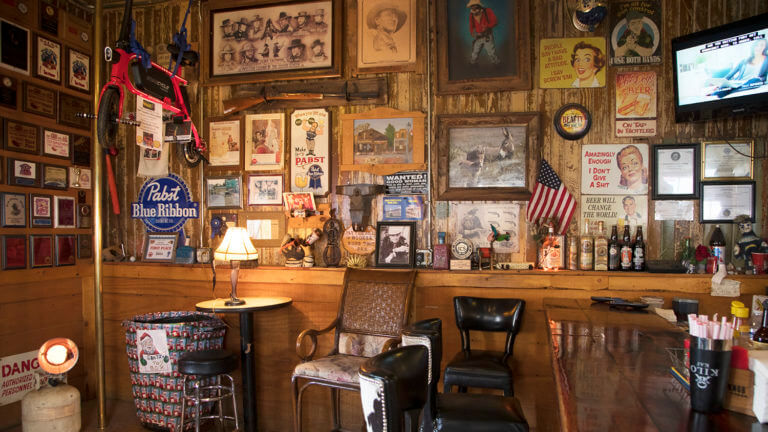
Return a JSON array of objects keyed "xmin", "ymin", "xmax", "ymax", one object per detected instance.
[{"xmin": 366, "ymin": 3, "xmax": 407, "ymax": 33}]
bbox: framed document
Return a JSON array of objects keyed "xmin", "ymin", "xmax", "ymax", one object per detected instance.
[
  {"xmin": 22, "ymin": 82, "xmax": 57, "ymax": 118},
  {"xmin": 652, "ymin": 144, "xmax": 699, "ymax": 200},
  {"xmin": 39, "ymin": 2, "xmax": 59, "ymax": 36},
  {"xmin": 42, "ymin": 129, "xmax": 71, "ymax": 159},
  {"xmin": 77, "ymin": 234, "xmax": 92, "ymax": 259},
  {"xmin": 2, "ymin": 235, "xmax": 27, "ymax": 270},
  {"xmin": 66, "ymin": 47, "xmax": 90, "ymax": 93},
  {"xmin": 54, "ymin": 195, "xmax": 76, "ymax": 228},
  {"xmin": 702, "ymin": 140, "xmax": 753, "ymax": 180},
  {"xmin": 30, "ymin": 234, "xmax": 53, "ymax": 268},
  {"xmin": 4, "ymin": 119, "xmax": 39, "ymax": 154},
  {"xmin": 71, "ymin": 134, "xmax": 91, "ymax": 166},
  {"xmin": 55, "ymin": 234, "xmax": 76, "ymax": 266},
  {"xmin": 58, "ymin": 93, "xmax": 90, "ymax": 130},
  {"xmin": 700, "ymin": 181, "xmax": 755, "ymax": 223},
  {"xmin": 7, "ymin": 158, "xmax": 40, "ymax": 187},
  {"xmin": 1, "ymin": 192, "xmax": 26, "ymax": 227},
  {"xmin": 42, "ymin": 164, "xmax": 68, "ymax": 190},
  {"xmin": 143, "ymin": 233, "xmax": 177, "ymax": 262},
  {"xmin": 207, "ymin": 116, "xmax": 242, "ymax": 167},
  {"xmin": 35, "ymin": 35, "xmax": 61, "ymax": 82},
  {"xmin": 0, "ymin": 73, "xmax": 18, "ymax": 109},
  {"xmin": 30, "ymin": 193, "xmax": 52, "ymax": 227}
]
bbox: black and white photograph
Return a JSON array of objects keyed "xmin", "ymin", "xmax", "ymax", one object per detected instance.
[
  {"xmin": 375, "ymin": 221, "xmax": 415, "ymax": 268},
  {"xmin": 248, "ymin": 174, "xmax": 283, "ymax": 205},
  {"xmin": 450, "ymin": 202, "xmax": 520, "ymax": 253}
]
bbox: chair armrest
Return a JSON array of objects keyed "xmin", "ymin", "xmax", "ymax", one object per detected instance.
[
  {"xmin": 381, "ymin": 337, "xmax": 402, "ymax": 352},
  {"xmin": 295, "ymin": 318, "xmax": 339, "ymax": 362}
]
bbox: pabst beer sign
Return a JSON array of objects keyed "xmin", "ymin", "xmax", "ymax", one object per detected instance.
[{"xmin": 131, "ymin": 174, "xmax": 199, "ymax": 232}]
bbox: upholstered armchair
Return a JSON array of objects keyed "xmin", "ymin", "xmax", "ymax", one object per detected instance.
[{"xmin": 291, "ymin": 268, "xmax": 416, "ymax": 432}]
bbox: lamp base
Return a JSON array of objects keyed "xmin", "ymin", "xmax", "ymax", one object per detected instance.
[{"xmin": 225, "ymin": 298, "xmax": 246, "ymax": 306}]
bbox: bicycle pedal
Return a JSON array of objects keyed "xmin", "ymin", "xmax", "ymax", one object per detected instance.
[{"xmin": 76, "ymin": 112, "xmax": 97, "ymax": 119}]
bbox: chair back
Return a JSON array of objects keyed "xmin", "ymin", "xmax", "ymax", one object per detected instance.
[
  {"xmin": 401, "ymin": 318, "xmax": 442, "ymax": 432},
  {"xmin": 454, "ymin": 296, "xmax": 525, "ymax": 360},
  {"xmin": 336, "ymin": 269, "xmax": 416, "ymax": 357},
  {"xmin": 359, "ymin": 345, "xmax": 428, "ymax": 432}
]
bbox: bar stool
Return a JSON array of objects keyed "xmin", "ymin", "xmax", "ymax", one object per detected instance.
[{"xmin": 178, "ymin": 350, "xmax": 240, "ymax": 432}]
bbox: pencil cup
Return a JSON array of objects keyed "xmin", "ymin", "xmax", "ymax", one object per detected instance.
[{"xmin": 688, "ymin": 336, "xmax": 732, "ymax": 413}]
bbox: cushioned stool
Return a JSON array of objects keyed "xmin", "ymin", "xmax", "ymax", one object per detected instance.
[{"xmin": 178, "ymin": 350, "xmax": 239, "ymax": 432}]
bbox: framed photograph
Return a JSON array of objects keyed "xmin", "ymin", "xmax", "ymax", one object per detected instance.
[
  {"xmin": 290, "ymin": 108, "xmax": 329, "ymax": 195},
  {"xmin": 35, "ymin": 35, "xmax": 61, "ymax": 82},
  {"xmin": 241, "ymin": 211, "xmax": 286, "ymax": 247},
  {"xmin": 30, "ymin": 193, "xmax": 52, "ymax": 227},
  {"xmin": 66, "ymin": 47, "xmax": 90, "ymax": 93},
  {"xmin": 42, "ymin": 164, "xmax": 68, "ymax": 190},
  {"xmin": 0, "ymin": 19, "xmax": 30, "ymax": 75},
  {"xmin": 143, "ymin": 233, "xmax": 177, "ymax": 262},
  {"xmin": 700, "ymin": 181, "xmax": 755, "ymax": 223},
  {"xmin": 7, "ymin": 158, "xmax": 40, "ymax": 187},
  {"xmin": 206, "ymin": 175, "xmax": 243, "ymax": 209},
  {"xmin": 22, "ymin": 82, "xmax": 57, "ymax": 119},
  {"xmin": 701, "ymin": 140, "xmax": 753, "ymax": 181},
  {"xmin": 353, "ymin": 0, "xmax": 418, "ymax": 74},
  {"xmin": 1, "ymin": 192, "xmax": 26, "ymax": 227},
  {"xmin": 58, "ymin": 93, "xmax": 90, "ymax": 130},
  {"xmin": 375, "ymin": 221, "xmax": 416, "ymax": 268},
  {"xmin": 207, "ymin": 116, "xmax": 242, "ymax": 167},
  {"xmin": 30, "ymin": 234, "xmax": 53, "ymax": 268},
  {"xmin": 436, "ymin": 0, "xmax": 530, "ymax": 94},
  {"xmin": 436, "ymin": 112, "xmax": 538, "ymax": 201},
  {"xmin": 244, "ymin": 113, "xmax": 284, "ymax": 171},
  {"xmin": 0, "ymin": 73, "xmax": 18, "ymax": 109},
  {"xmin": 283, "ymin": 191, "xmax": 316, "ymax": 212},
  {"xmin": 42, "ymin": 129, "xmax": 71, "ymax": 159},
  {"xmin": 54, "ymin": 234, "xmax": 75, "ymax": 266},
  {"xmin": 203, "ymin": 0, "xmax": 341, "ymax": 85},
  {"xmin": 2, "ymin": 235, "xmax": 27, "ymax": 270},
  {"xmin": 71, "ymin": 134, "xmax": 91, "ymax": 166},
  {"xmin": 339, "ymin": 107, "xmax": 426, "ymax": 176},
  {"xmin": 652, "ymin": 144, "xmax": 699, "ymax": 200},
  {"xmin": 53, "ymin": 195, "xmax": 75, "ymax": 228},
  {"xmin": 77, "ymin": 234, "xmax": 92, "ymax": 259},
  {"xmin": 3, "ymin": 118, "xmax": 39, "ymax": 154},
  {"xmin": 248, "ymin": 174, "xmax": 283, "ymax": 205}
]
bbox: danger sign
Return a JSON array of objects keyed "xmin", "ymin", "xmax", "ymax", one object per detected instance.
[{"xmin": 0, "ymin": 350, "xmax": 40, "ymax": 406}]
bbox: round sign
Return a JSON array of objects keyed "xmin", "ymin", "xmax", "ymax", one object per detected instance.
[
  {"xmin": 554, "ymin": 104, "xmax": 592, "ymax": 141},
  {"xmin": 451, "ymin": 237, "xmax": 473, "ymax": 260},
  {"xmin": 341, "ymin": 226, "xmax": 376, "ymax": 255},
  {"xmin": 131, "ymin": 174, "xmax": 199, "ymax": 232}
]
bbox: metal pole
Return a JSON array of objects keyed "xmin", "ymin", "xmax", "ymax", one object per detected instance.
[{"xmin": 425, "ymin": 0, "xmax": 433, "ymax": 249}]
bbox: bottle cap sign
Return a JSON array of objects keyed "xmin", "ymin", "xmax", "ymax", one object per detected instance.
[{"xmin": 131, "ymin": 174, "xmax": 200, "ymax": 232}]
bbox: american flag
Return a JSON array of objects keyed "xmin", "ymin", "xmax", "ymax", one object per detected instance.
[{"xmin": 526, "ymin": 159, "xmax": 575, "ymax": 235}]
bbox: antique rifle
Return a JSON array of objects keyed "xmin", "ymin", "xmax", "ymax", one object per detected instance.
[{"xmin": 222, "ymin": 91, "xmax": 325, "ymax": 115}]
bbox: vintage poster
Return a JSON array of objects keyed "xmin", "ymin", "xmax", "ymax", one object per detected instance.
[
  {"xmin": 450, "ymin": 202, "xmax": 520, "ymax": 253},
  {"xmin": 136, "ymin": 144, "xmax": 169, "ymax": 178},
  {"xmin": 35, "ymin": 35, "xmax": 60, "ymax": 81},
  {"xmin": 244, "ymin": 113, "xmax": 284, "ymax": 171},
  {"xmin": 580, "ymin": 195, "xmax": 648, "ymax": 237},
  {"xmin": 290, "ymin": 109, "xmax": 329, "ymax": 195},
  {"xmin": 208, "ymin": 119, "xmax": 241, "ymax": 166},
  {"xmin": 382, "ymin": 196, "xmax": 423, "ymax": 221},
  {"xmin": 615, "ymin": 71, "xmax": 657, "ymax": 137},
  {"xmin": 539, "ymin": 37, "xmax": 607, "ymax": 88},
  {"xmin": 358, "ymin": 0, "xmax": 417, "ymax": 69},
  {"xmin": 135, "ymin": 96, "xmax": 163, "ymax": 150},
  {"xmin": 581, "ymin": 144, "xmax": 649, "ymax": 195},
  {"xmin": 67, "ymin": 48, "xmax": 89, "ymax": 92},
  {"xmin": 136, "ymin": 329, "xmax": 171, "ymax": 374},
  {"xmin": 384, "ymin": 171, "xmax": 428, "ymax": 194},
  {"xmin": 609, "ymin": 0, "xmax": 662, "ymax": 66}
]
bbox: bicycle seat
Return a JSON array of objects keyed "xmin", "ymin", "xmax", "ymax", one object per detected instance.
[{"xmin": 167, "ymin": 43, "xmax": 199, "ymax": 67}]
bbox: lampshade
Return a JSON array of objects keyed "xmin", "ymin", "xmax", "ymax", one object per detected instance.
[
  {"xmin": 215, "ymin": 227, "xmax": 259, "ymax": 262},
  {"xmin": 38, "ymin": 338, "xmax": 79, "ymax": 375}
]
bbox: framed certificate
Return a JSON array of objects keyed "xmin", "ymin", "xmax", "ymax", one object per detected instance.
[
  {"xmin": 42, "ymin": 129, "xmax": 71, "ymax": 159},
  {"xmin": 58, "ymin": 93, "xmax": 90, "ymax": 130},
  {"xmin": 3, "ymin": 118, "xmax": 39, "ymax": 154},
  {"xmin": 22, "ymin": 82, "xmax": 57, "ymax": 118},
  {"xmin": 143, "ymin": 233, "xmax": 177, "ymax": 262},
  {"xmin": 700, "ymin": 181, "xmax": 755, "ymax": 223},
  {"xmin": 652, "ymin": 144, "xmax": 699, "ymax": 200},
  {"xmin": 701, "ymin": 140, "xmax": 753, "ymax": 181}
]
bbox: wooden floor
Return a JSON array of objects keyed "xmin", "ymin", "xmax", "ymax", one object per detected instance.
[{"xmin": 5, "ymin": 399, "xmax": 167, "ymax": 432}]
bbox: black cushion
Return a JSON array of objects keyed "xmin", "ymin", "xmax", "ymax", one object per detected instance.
[
  {"xmin": 444, "ymin": 350, "xmax": 512, "ymax": 389},
  {"xmin": 437, "ymin": 393, "xmax": 529, "ymax": 432},
  {"xmin": 178, "ymin": 350, "xmax": 238, "ymax": 376}
]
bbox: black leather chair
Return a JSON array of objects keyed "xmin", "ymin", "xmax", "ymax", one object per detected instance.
[
  {"xmin": 402, "ymin": 318, "xmax": 529, "ymax": 432},
  {"xmin": 358, "ymin": 345, "xmax": 429, "ymax": 432},
  {"xmin": 443, "ymin": 297, "xmax": 525, "ymax": 396}
]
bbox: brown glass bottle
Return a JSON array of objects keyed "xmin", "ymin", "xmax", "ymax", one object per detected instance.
[
  {"xmin": 620, "ymin": 225, "xmax": 633, "ymax": 271},
  {"xmin": 753, "ymin": 300, "xmax": 768, "ymax": 346},
  {"xmin": 632, "ymin": 226, "xmax": 645, "ymax": 271},
  {"xmin": 608, "ymin": 225, "xmax": 620, "ymax": 271}
]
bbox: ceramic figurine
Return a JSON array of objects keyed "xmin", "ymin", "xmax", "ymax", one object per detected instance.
[{"xmin": 733, "ymin": 214, "xmax": 768, "ymax": 271}]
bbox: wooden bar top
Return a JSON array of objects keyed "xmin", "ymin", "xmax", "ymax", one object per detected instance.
[{"xmin": 545, "ymin": 298, "xmax": 768, "ymax": 432}]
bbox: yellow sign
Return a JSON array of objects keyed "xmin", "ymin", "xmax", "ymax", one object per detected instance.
[
  {"xmin": 341, "ymin": 226, "xmax": 376, "ymax": 255},
  {"xmin": 539, "ymin": 38, "xmax": 607, "ymax": 89}
]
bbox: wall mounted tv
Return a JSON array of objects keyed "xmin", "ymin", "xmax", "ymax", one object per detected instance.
[{"xmin": 672, "ymin": 13, "xmax": 768, "ymax": 123}]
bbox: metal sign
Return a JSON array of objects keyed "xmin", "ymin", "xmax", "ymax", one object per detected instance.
[
  {"xmin": 131, "ymin": 174, "xmax": 199, "ymax": 232},
  {"xmin": 383, "ymin": 171, "xmax": 428, "ymax": 195},
  {"xmin": 0, "ymin": 350, "xmax": 39, "ymax": 406}
]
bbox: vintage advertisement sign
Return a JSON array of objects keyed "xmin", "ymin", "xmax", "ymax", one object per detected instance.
[
  {"xmin": 580, "ymin": 194, "xmax": 648, "ymax": 236},
  {"xmin": 0, "ymin": 350, "xmax": 39, "ymax": 405},
  {"xmin": 135, "ymin": 95, "xmax": 163, "ymax": 150},
  {"xmin": 609, "ymin": 0, "xmax": 662, "ymax": 66},
  {"xmin": 291, "ymin": 109, "xmax": 329, "ymax": 195},
  {"xmin": 581, "ymin": 144, "xmax": 649, "ymax": 195},
  {"xmin": 540, "ymin": 37, "xmax": 607, "ymax": 88},
  {"xmin": 136, "ymin": 329, "xmax": 171, "ymax": 374},
  {"xmin": 382, "ymin": 196, "xmax": 423, "ymax": 221},
  {"xmin": 244, "ymin": 113, "xmax": 284, "ymax": 171},
  {"xmin": 384, "ymin": 171, "xmax": 428, "ymax": 194},
  {"xmin": 131, "ymin": 174, "xmax": 200, "ymax": 232},
  {"xmin": 615, "ymin": 71, "xmax": 657, "ymax": 137}
]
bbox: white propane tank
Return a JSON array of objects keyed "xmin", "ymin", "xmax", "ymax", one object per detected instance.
[{"xmin": 21, "ymin": 384, "xmax": 81, "ymax": 432}]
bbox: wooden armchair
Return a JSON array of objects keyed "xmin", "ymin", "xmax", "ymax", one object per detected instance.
[{"xmin": 291, "ymin": 268, "xmax": 416, "ymax": 432}]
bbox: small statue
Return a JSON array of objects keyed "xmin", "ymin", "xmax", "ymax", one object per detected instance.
[{"xmin": 733, "ymin": 214, "xmax": 768, "ymax": 271}]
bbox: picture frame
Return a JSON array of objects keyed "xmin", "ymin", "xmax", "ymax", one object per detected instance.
[
  {"xmin": 71, "ymin": 134, "xmax": 91, "ymax": 166},
  {"xmin": 2, "ymin": 235, "xmax": 27, "ymax": 270},
  {"xmin": 436, "ymin": 112, "xmax": 539, "ymax": 201},
  {"xmin": 352, "ymin": 0, "xmax": 419, "ymax": 74},
  {"xmin": 205, "ymin": 175, "xmax": 243, "ymax": 209},
  {"xmin": 248, "ymin": 174, "xmax": 283, "ymax": 205},
  {"xmin": 43, "ymin": 164, "xmax": 68, "ymax": 190},
  {"xmin": 54, "ymin": 234, "xmax": 76, "ymax": 266},
  {"xmin": 203, "ymin": 0, "xmax": 342, "ymax": 85},
  {"xmin": 282, "ymin": 191, "xmax": 315, "ymax": 213},
  {"xmin": 142, "ymin": 233, "xmax": 177, "ymax": 262},
  {"xmin": 42, "ymin": 128, "xmax": 71, "ymax": 159},
  {"xmin": 436, "ymin": 0, "xmax": 530, "ymax": 94},
  {"xmin": 1, "ymin": 192, "xmax": 26, "ymax": 227},
  {"xmin": 58, "ymin": 93, "xmax": 90, "ymax": 130},
  {"xmin": 3, "ymin": 118, "xmax": 39, "ymax": 155},
  {"xmin": 700, "ymin": 181, "xmax": 755, "ymax": 223},
  {"xmin": 290, "ymin": 108, "xmax": 330, "ymax": 195},
  {"xmin": 7, "ymin": 157, "xmax": 40, "ymax": 187},
  {"xmin": 30, "ymin": 193, "xmax": 52, "ymax": 227},
  {"xmin": 77, "ymin": 234, "xmax": 92, "ymax": 259},
  {"xmin": 39, "ymin": 2, "xmax": 59, "ymax": 36},
  {"xmin": 701, "ymin": 140, "xmax": 754, "ymax": 181},
  {"xmin": 207, "ymin": 116, "xmax": 243, "ymax": 167},
  {"xmin": 53, "ymin": 195, "xmax": 76, "ymax": 228},
  {"xmin": 66, "ymin": 47, "xmax": 90, "ymax": 93},
  {"xmin": 0, "ymin": 18, "xmax": 30, "ymax": 75},
  {"xmin": 22, "ymin": 81, "xmax": 57, "ymax": 119},
  {"xmin": 244, "ymin": 112, "xmax": 285, "ymax": 171},
  {"xmin": 30, "ymin": 234, "xmax": 53, "ymax": 268},
  {"xmin": 652, "ymin": 144, "xmax": 699, "ymax": 200},
  {"xmin": 375, "ymin": 221, "xmax": 416, "ymax": 268},
  {"xmin": 339, "ymin": 107, "xmax": 426, "ymax": 176},
  {"xmin": 240, "ymin": 211, "xmax": 286, "ymax": 247},
  {"xmin": 35, "ymin": 34, "xmax": 61, "ymax": 83},
  {"xmin": 0, "ymin": 73, "xmax": 18, "ymax": 109}
]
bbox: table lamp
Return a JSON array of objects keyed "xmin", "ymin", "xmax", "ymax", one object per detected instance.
[{"xmin": 215, "ymin": 227, "xmax": 258, "ymax": 306}]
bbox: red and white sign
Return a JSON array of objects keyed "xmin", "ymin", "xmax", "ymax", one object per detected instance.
[
  {"xmin": 0, "ymin": 350, "xmax": 40, "ymax": 405},
  {"xmin": 615, "ymin": 119, "xmax": 657, "ymax": 137}
]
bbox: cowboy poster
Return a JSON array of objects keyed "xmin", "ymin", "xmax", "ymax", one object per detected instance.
[
  {"xmin": 540, "ymin": 37, "xmax": 607, "ymax": 88},
  {"xmin": 615, "ymin": 71, "xmax": 657, "ymax": 137},
  {"xmin": 290, "ymin": 109, "xmax": 329, "ymax": 195},
  {"xmin": 357, "ymin": 0, "xmax": 417, "ymax": 69},
  {"xmin": 136, "ymin": 329, "xmax": 171, "ymax": 374},
  {"xmin": 609, "ymin": 0, "xmax": 662, "ymax": 66}
]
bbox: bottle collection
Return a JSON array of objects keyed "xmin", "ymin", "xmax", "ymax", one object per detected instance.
[{"xmin": 544, "ymin": 221, "xmax": 646, "ymax": 271}]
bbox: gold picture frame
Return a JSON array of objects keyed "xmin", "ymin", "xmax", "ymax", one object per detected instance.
[
  {"xmin": 701, "ymin": 140, "xmax": 754, "ymax": 181},
  {"xmin": 239, "ymin": 211, "xmax": 286, "ymax": 247}
]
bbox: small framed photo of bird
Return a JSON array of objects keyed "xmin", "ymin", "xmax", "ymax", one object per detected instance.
[{"xmin": 436, "ymin": 112, "xmax": 539, "ymax": 201}]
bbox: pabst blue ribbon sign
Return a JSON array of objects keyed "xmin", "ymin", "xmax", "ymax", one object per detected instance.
[{"xmin": 131, "ymin": 174, "xmax": 199, "ymax": 232}]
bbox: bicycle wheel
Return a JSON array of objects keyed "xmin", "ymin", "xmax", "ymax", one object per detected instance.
[
  {"xmin": 97, "ymin": 87, "xmax": 120, "ymax": 149},
  {"xmin": 176, "ymin": 141, "xmax": 203, "ymax": 168}
]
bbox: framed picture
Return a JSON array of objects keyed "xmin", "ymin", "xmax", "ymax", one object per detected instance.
[
  {"xmin": 701, "ymin": 140, "xmax": 753, "ymax": 181},
  {"xmin": 248, "ymin": 174, "xmax": 283, "ymax": 205},
  {"xmin": 353, "ymin": 0, "xmax": 418, "ymax": 74},
  {"xmin": 3, "ymin": 118, "xmax": 39, "ymax": 154},
  {"xmin": 290, "ymin": 108, "xmax": 329, "ymax": 195},
  {"xmin": 71, "ymin": 134, "xmax": 91, "ymax": 166},
  {"xmin": 539, "ymin": 37, "xmax": 607, "ymax": 89},
  {"xmin": 375, "ymin": 221, "xmax": 416, "ymax": 268},
  {"xmin": 42, "ymin": 164, "xmax": 68, "ymax": 190},
  {"xmin": 700, "ymin": 181, "xmax": 755, "ymax": 223},
  {"xmin": 2, "ymin": 235, "xmax": 27, "ymax": 270},
  {"xmin": 203, "ymin": 0, "xmax": 341, "ymax": 85},
  {"xmin": 30, "ymin": 193, "xmax": 52, "ymax": 227},
  {"xmin": 54, "ymin": 195, "xmax": 75, "ymax": 228},
  {"xmin": 54, "ymin": 234, "xmax": 75, "ymax": 266},
  {"xmin": 244, "ymin": 113, "xmax": 284, "ymax": 171},
  {"xmin": 436, "ymin": 112, "xmax": 538, "ymax": 201},
  {"xmin": 66, "ymin": 47, "xmax": 90, "ymax": 93},
  {"xmin": 241, "ymin": 211, "xmax": 286, "ymax": 247},
  {"xmin": 7, "ymin": 158, "xmax": 40, "ymax": 187},
  {"xmin": 30, "ymin": 234, "xmax": 53, "ymax": 268},
  {"xmin": 58, "ymin": 93, "xmax": 90, "ymax": 130},
  {"xmin": 206, "ymin": 175, "xmax": 243, "ymax": 209},
  {"xmin": 0, "ymin": 73, "xmax": 18, "ymax": 109},
  {"xmin": 39, "ymin": 2, "xmax": 59, "ymax": 36},
  {"xmin": 339, "ymin": 107, "xmax": 426, "ymax": 176},
  {"xmin": 283, "ymin": 191, "xmax": 316, "ymax": 212},
  {"xmin": 1, "ymin": 192, "xmax": 26, "ymax": 227},
  {"xmin": 35, "ymin": 34, "xmax": 61, "ymax": 82},
  {"xmin": 207, "ymin": 116, "xmax": 243, "ymax": 167},
  {"xmin": 652, "ymin": 144, "xmax": 699, "ymax": 200},
  {"xmin": 77, "ymin": 234, "xmax": 92, "ymax": 259},
  {"xmin": 436, "ymin": 0, "xmax": 530, "ymax": 94},
  {"xmin": 42, "ymin": 128, "xmax": 71, "ymax": 159},
  {"xmin": 22, "ymin": 82, "xmax": 57, "ymax": 119},
  {"xmin": 0, "ymin": 19, "xmax": 30, "ymax": 75},
  {"xmin": 143, "ymin": 233, "xmax": 177, "ymax": 262}
]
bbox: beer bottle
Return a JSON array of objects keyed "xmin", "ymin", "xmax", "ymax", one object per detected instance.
[
  {"xmin": 710, "ymin": 225, "xmax": 726, "ymax": 270},
  {"xmin": 608, "ymin": 225, "xmax": 620, "ymax": 271},
  {"xmin": 567, "ymin": 236, "xmax": 578, "ymax": 270},
  {"xmin": 579, "ymin": 219, "xmax": 594, "ymax": 271},
  {"xmin": 620, "ymin": 225, "xmax": 633, "ymax": 271},
  {"xmin": 753, "ymin": 300, "xmax": 768, "ymax": 347},
  {"xmin": 594, "ymin": 221, "xmax": 608, "ymax": 271},
  {"xmin": 632, "ymin": 226, "xmax": 645, "ymax": 271}
]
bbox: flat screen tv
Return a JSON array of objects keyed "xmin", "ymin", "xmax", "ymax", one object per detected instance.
[{"xmin": 672, "ymin": 13, "xmax": 768, "ymax": 123}]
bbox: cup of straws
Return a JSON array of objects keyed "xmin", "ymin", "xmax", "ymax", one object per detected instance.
[{"xmin": 687, "ymin": 314, "xmax": 734, "ymax": 413}]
